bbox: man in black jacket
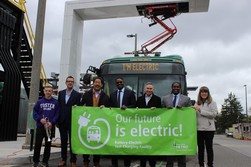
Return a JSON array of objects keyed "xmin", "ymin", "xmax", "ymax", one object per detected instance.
[
  {"xmin": 57, "ymin": 76, "xmax": 82, "ymax": 167},
  {"xmin": 81, "ymin": 77, "xmax": 110, "ymax": 167},
  {"xmin": 136, "ymin": 82, "xmax": 161, "ymax": 109},
  {"xmin": 109, "ymin": 77, "xmax": 136, "ymax": 167},
  {"xmin": 136, "ymin": 82, "xmax": 161, "ymax": 167}
]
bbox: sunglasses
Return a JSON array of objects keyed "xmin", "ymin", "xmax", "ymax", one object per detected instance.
[{"xmin": 66, "ymin": 80, "xmax": 74, "ymax": 83}]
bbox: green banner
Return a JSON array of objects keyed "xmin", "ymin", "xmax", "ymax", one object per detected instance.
[{"xmin": 72, "ymin": 106, "xmax": 197, "ymax": 155}]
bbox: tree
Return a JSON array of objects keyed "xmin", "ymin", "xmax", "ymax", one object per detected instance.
[{"xmin": 216, "ymin": 92, "xmax": 245, "ymax": 133}]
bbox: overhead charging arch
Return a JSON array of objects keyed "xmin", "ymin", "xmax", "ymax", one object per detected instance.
[{"xmin": 58, "ymin": 0, "xmax": 209, "ymax": 89}]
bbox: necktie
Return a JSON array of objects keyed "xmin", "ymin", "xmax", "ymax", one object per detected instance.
[
  {"xmin": 173, "ymin": 95, "xmax": 177, "ymax": 107},
  {"xmin": 117, "ymin": 90, "xmax": 121, "ymax": 107}
]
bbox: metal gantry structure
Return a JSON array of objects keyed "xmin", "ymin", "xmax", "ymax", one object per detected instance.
[
  {"xmin": 139, "ymin": 4, "xmax": 178, "ymax": 55},
  {"xmin": 125, "ymin": 3, "xmax": 188, "ymax": 56},
  {"xmin": 0, "ymin": 0, "xmax": 46, "ymax": 141},
  {"xmin": 0, "ymin": 2, "xmax": 22, "ymax": 141}
]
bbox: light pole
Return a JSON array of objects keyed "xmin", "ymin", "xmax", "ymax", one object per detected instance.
[
  {"xmin": 127, "ymin": 33, "xmax": 137, "ymax": 54},
  {"xmin": 244, "ymin": 85, "xmax": 248, "ymax": 122},
  {"xmin": 23, "ymin": 0, "xmax": 47, "ymax": 149}
]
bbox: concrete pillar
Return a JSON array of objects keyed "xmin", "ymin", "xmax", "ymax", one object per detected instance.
[{"xmin": 59, "ymin": 4, "xmax": 83, "ymax": 90}]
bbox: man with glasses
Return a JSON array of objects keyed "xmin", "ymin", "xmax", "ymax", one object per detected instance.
[
  {"xmin": 109, "ymin": 77, "xmax": 136, "ymax": 167},
  {"xmin": 57, "ymin": 76, "xmax": 82, "ymax": 167},
  {"xmin": 80, "ymin": 77, "xmax": 110, "ymax": 167}
]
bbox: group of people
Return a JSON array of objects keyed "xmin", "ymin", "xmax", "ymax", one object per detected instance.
[{"xmin": 32, "ymin": 75, "xmax": 218, "ymax": 167}]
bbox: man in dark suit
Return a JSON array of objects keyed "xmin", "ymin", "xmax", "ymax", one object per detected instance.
[
  {"xmin": 162, "ymin": 82, "xmax": 192, "ymax": 167},
  {"xmin": 136, "ymin": 82, "xmax": 161, "ymax": 108},
  {"xmin": 136, "ymin": 82, "xmax": 161, "ymax": 167},
  {"xmin": 80, "ymin": 77, "xmax": 110, "ymax": 167},
  {"xmin": 57, "ymin": 76, "xmax": 82, "ymax": 167},
  {"xmin": 110, "ymin": 77, "xmax": 136, "ymax": 167}
]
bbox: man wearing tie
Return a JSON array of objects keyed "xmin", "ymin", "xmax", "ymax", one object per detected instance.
[
  {"xmin": 109, "ymin": 77, "xmax": 136, "ymax": 167},
  {"xmin": 162, "ymin": 82, "xmax": 192, "ymax": 167}
]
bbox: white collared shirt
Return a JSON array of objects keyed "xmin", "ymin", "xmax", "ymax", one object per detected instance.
[
  {"xmin": 145, "ymin": 94, "xmax": 152, "ymax": 105},
  {"xmin": 94, "ymin": 91, "xmax": 100, "ymax": 98}
]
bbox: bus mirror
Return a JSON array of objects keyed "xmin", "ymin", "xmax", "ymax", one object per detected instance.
[
  {"xmin": 154, "ymin": 52, "xmax": 161, "ymax": 57},
  {"xmin": 83, "ymin": 74, "xmax": 91, "ymax": 84}
]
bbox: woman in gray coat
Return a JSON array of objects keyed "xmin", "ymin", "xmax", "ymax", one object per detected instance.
[{"xmin": 192, "ymin": 86, "xmax": 218, "ymax": 167}]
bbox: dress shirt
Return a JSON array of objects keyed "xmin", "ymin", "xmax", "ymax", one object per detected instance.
[
  {"xmin": 65, "ymin": 89, "xmax": 73, "ymax": 104},
  {"xmin": 145, "ymin": 94, "xmax": 152, "ymax": 105}
]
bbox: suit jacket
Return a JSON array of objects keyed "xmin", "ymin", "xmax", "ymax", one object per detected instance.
[
  {"xmin": 136, "ymin": 93, "xmax": 162, "ymax": 108},
  {"xmin": 81, "ymin": 89, "xmax": 110, "ymax": 107},
  {"xmin": 58, "ymin": 89, "xmax": 81, "ymax": 126},
  {"xmin": 110, "ymin": 88, "xmax": 136, "ymax": 108},
  {"xmin": 162, "ymin": 94, "xmax": 192, "ymax": 107}
]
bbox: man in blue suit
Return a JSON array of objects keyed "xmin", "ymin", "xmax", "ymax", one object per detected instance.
[
  {"xmin": 110, "ymin": 77, "xmax": 136, "ymax": 167},
  {"xmin": 57, "ymin": 76, "xmax": 82, "ymax": 167},
  {"xmin": 162, "ymin": 82, "xmax": 192, "ymax": 167}
]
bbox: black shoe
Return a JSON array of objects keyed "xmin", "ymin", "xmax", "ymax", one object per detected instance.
[
  {"xmin": 32, "ymin": 162, "xmax": 39, "ymax": 167},
  {"xmin": 40, "ymin": 162, "xmax": 49, "ymax": 167},
  {"xmin": 58, "ymin": 161, "xmax": 66, "ymax": 167}
]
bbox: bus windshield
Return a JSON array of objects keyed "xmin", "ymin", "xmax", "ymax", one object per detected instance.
[
  {"xmin": 84, "ymin": 55, "xmax": 188, "ymax": 99},
  {"xmin": 102, "ymin": 74, "xmax": 186, "ymax": 99}
]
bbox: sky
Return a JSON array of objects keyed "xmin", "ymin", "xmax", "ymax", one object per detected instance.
[{"xmin": 25, "ymin": 0, "xmax": 251, "ymax": 113}]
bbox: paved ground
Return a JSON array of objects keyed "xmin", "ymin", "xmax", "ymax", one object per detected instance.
[
  {"xmin": 1, "ymin": 135, "xmax": 251, "ymax": 167},
  {"xmin": 0, "ymin": 135, "xmax": 61, "ymax": 166}
]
